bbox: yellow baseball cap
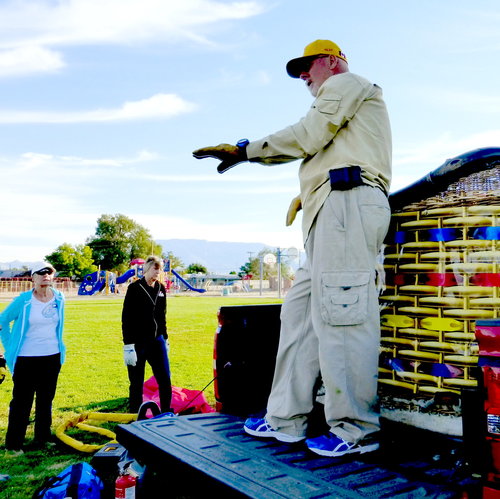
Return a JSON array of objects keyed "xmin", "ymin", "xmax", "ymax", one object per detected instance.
[{"xmin": 286, "ymin": 39, "xmax": 348, "ymax": 78}]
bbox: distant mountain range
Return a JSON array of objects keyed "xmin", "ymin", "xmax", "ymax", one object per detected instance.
[
  {"xmin": 0, "ymin": 239, "xmax": 286, "ymax": 275},
  {"xmin": 0, "ymin": 260, "xmax": 35, "ymax": 273},
  {"xmin": 158, "ymin": 239, "xmax": 275, "ymax": 274}
]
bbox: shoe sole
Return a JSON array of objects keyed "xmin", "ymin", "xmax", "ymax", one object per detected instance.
[
  {"xmin": 244, "ymin": 426, "xmax": 305, "ymax": 443},
  {"xmin": 307, "ymin": 441, "xmax": 379, "ymax": 457}
]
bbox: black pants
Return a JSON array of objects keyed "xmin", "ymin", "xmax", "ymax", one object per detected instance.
[
  {"xmin": 5, "ymin": 353, "xmax": 61, "ymax": 450},
  {"xmin": 127, "ymin": 336, "xmax": 172, "ymax": 413}
]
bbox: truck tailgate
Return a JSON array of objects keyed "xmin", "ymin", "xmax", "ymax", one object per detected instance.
[{"xmin": 116, "ymin": 412, "xmax": 476, "ymax": 498}]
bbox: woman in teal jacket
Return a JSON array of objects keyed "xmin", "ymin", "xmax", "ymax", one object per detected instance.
[{"xmin": 0, "ymin": 262, "xmax": 65, "ymax": 452}]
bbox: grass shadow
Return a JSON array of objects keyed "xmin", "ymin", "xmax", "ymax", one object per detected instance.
[{"xmin": 58, "ymin": 397, "xmax": 129, "ymax": 414}]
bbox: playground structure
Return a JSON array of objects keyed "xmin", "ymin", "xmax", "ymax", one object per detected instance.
[
  {"xmin": 170, "ymin": 269, "xmax": 206, "ymax": 293},
  {"xmin": 0, "ymin": 263, "xmax": 238, "ymax": 297},
  {"xmin": 78, "ymin": 268, "xmax": 138, "ymax": 295},
  {"xmin": 78, "ymin": 259, "xmax": 206, "ymax": 296}
]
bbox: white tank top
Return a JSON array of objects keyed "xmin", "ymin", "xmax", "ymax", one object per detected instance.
[{"xmin": 18, "ymin": 296, "xmax": 60, "ymax": 357}]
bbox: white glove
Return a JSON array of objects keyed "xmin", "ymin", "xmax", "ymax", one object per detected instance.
[{"xmin": 123, "ymin": 344, "xmax": 137, "ymax": 366}]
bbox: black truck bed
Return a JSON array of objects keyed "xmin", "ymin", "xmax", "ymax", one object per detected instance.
[{"xmin": 116, "ymin": 412, "xmax": 479, "ymax": 498}]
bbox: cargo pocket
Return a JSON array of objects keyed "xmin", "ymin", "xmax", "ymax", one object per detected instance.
[{"xmin": 321, "ymin": 271, "xmax": 370, "ymax": 326}]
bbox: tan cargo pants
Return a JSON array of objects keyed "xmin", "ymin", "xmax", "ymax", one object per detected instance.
[{"xmin": 266, "ymin": 185, "xmax": 391, "ymax": 443}]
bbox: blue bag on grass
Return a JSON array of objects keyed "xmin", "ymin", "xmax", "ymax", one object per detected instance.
[{"xmin": 33, "ymin": 462, "xmax": 103, "ymax": 499}]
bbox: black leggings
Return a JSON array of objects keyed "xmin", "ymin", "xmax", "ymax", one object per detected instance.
[
  {"xmin": 127, "ymin": 336, "xmax": 172, "ymax": 413},
  {"xmin": 6, "ymin": 353, "xmax": 61, "ymax": 450}
]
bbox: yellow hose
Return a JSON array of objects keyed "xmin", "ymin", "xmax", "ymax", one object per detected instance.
[{"xmin": 56, "ymin": 412, "xmax": 137, "ymax": 453}]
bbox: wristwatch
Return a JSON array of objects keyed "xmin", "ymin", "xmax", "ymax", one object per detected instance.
[{"xmin": 236, "ymin": 138, "xmax": 249, "ymax": 149}]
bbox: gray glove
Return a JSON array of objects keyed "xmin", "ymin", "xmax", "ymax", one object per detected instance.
[
  {"xmin": 286, "ymin": 195, "xmax": 302, "ymax": 226},
  {"xmin": 123, "ymin": 344, "xmax": 137, "ymax": 366},
  {"xmin": 192, "ymin": 143, "xmax": 247, "ymax": 174}
]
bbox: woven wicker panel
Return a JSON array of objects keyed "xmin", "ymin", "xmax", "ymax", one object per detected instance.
[{"xmin": 379, "ymin": 165, "xmax": 500, "ymax": 396}]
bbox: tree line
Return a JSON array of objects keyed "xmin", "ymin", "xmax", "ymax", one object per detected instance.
[
  {"xmin": 45, "ymin": 214, "xmax": 181, "ymax": 279},
  {"xmin": 44, "ymin": 213, "xmax": 293, "ymax": 281}
]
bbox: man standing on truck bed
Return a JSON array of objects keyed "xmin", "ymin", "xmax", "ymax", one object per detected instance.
[{"xmin": 193, "ymin": 39, "xmax": 392, "ymax": 457}]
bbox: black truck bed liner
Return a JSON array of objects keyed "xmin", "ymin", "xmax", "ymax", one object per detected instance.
[{"xmin": 116, "ymin": 412, "xmax": 478, "ymax": 498}]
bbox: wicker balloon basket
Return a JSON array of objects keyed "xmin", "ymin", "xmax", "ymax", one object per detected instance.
[{"xmin": 379, "ymin": 149, "xmax": 500, "ymax": 409}]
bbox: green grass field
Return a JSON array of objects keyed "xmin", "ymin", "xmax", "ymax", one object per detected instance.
[{"xmin": 0, "ymin": 295, "xmax": 281, "ymax": 498}]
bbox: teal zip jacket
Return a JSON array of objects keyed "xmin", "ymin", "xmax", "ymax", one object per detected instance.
[{"xmin": 0, "ymin": 288, "xmax": 66, "ymax": 373}]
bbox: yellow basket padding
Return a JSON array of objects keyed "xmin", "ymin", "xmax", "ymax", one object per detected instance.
[
  {"xmin": 443, "ymin": 216, "xmax": 493, "ymax": 226},
  {"xmin": 399, "ymin": 264, "xmax": 439, "ymax": 271},
  {"xmin": 401, "ymin": 220, "xmax": 440, "ymax": 228},
  {"xmin": 398, "ymin": 349, "xmax": 441, "ymax": 361},
  {"xmin": 397, "ymin": 328, "xmax": 440, "ymax": 338},
  {"xmin": 443, "ymin": 286, "xmax": 493, "ymax": 296},
  {"xmin": 419, "ymin": 297, "xmax": 464, "ymax": 307},
  {"xmin": 398, "ymin": 307, "xmax": 439, "ymax": 316},
  {"xmin": 378, "ymin": 379, "xmax": 415, "ymax": 390},
  {"xmin": 395, "ymin": 372, "xmax": 439, "ymax": 383},
  {"xmin": 445, "ymin": 263, "xmax": 495, "ymax": 273},
  {"xmin": 468, "ymin": 205, "xmax": 500, "ymax": 215},
  {"xmin": 443, "ymin": 378, "xmax": 478, "ymax": 387},
  {"xmin": 469, "ymin": 298, "xmax": 500, "ymax": 308},
  {"xmin": 420, "ymin": 317, "xmax": 463, "ymax": 331},
  {"xmin": 443, "ymin": 309, "xmax": 495, "ymax": 319},
  {"xmin": 401, "ymin": 242, "xmax": 440, "ymax": 249},
  {"xmin": 381, "ymin": 315, "xmax": 414, "ymax": 328},
  {"xmin": 445, "ymin": 240, "xmax": 492, "ymax": 248},
  {"xmin": 443, "ymin": 355, "xmax": 478, "ymax": 365},
  {"xmin": 399, "ymin": 285, "xmax": 438, "ymax": 294}
]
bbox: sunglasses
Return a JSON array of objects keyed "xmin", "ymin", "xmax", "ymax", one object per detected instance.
[
  {"xmin": 304, "ymin": 55, "xmax": 329, "ymax": 73},
  {"xmin": 34, "ymin": 268, "xmax": 54, "ymax": 276}
]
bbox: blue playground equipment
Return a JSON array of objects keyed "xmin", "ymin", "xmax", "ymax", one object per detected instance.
[
  {"xmin": 171, "ymin": 269, "xmax": 206, "ymax": 293},
  {"xmin": 116, "ymin": 268, "xmax": 136, "ymax": 284},
  {"xmin": 78, "ymin": 270, "xmax": 116, "ymax": 295},
  {"xmin": 78, "ymin": 260, "xmax": 206, "ymax": 295}
]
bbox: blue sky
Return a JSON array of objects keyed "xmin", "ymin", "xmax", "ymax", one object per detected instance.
[{"xmin": 1, "ymin": 0, "xmax": 499, "ymax": 263}]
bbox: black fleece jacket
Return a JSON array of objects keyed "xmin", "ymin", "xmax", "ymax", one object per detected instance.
[{"xmin": 121, "ymin": 278, "xmax": 167, "ymax": 345}]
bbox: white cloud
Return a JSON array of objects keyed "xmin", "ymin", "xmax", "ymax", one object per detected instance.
[
  {"xmin": 428, "ymin": 90, "xmax": 500, "ymax": 114},
  {"xmin": 0, "ymin": 45, "xmax": 64, "ymax": 77},
  {"xmin": 0, "ymin": 0, "xmax": 266, "ymax": 78},
  {"xmin": 0, "ymin": 189, "xmax": 98, "ymax": 261},
  {"xmin": 0, "ymin": 150, "xmax": 158, "ymax": 172},
  {"xmin": 0, "ymin": 93, "xmax": 196, "ymax": 123},
  {"xmin": 392, "ymin": 129, "xmax": 500, "ymax": 192},
  {"xmin": 255, "ymin": 70, "xmax": 271, "ymax": 86},
  {"xmin": 0, "ymin": 0, "xmax": 266, "ymax": 48}
]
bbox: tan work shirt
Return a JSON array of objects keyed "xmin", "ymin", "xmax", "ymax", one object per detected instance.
[{"xmin": 246, "ymin": 72, "xmax": 392, "ymax": 242}]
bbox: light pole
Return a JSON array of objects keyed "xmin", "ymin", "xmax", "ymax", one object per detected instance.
[
  {"xmin": 262, "ymin": 253, "xmax": 277, "ymax": 296},
  {"xmin": 259, "ymin": 256, "xmax": 263, "ymax": 296},
  {"xmin": 276, "ymin": 247, "xmax": 299, "ymax": 299},
  {"xmin": 277, "ymin": 248, "xmax": 283, "ymax": 299}
]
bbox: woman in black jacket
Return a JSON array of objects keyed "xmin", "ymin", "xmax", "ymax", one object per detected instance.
[{"xmin": 122, "ymin": 255, "xmax": 172, "ymax": 413}]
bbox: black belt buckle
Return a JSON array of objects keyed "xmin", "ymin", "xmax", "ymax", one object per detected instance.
[{"xmin": 329, "ymin": 166, "xmax": 364, "ymax": 190}]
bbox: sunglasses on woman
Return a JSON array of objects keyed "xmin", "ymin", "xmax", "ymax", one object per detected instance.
[{"xmin": 34, "ymin": 268, "xmax": 54, "ymax": 276}]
